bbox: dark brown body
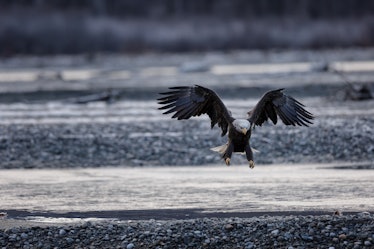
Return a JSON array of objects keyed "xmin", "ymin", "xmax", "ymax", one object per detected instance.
[{"xmin": 223, "ymin": 125, "xmax": 253, "ymax": 162}]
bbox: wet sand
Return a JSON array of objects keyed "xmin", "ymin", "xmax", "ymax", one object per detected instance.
[{"xmin": 1, "ymin": 162, "xmax": 373, "ymax": 228}]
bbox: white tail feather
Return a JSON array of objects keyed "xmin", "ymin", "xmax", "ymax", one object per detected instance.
[{"xmin": 210, "ymin": 143, "xmax": 228, "ymax": 154}]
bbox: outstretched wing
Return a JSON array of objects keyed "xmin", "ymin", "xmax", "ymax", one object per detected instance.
[
  {"xmin": 158, "ymin": 85, "xmax": 234, "ymax": 136},
  {"xmin": 248, "ymin": 89, "xmax": 313, "ymax": 127}
]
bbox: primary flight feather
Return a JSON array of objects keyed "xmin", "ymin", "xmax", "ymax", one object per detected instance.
[{"xmin": 158, "ymin": 85, "xmax": 313, "ymax": 168}]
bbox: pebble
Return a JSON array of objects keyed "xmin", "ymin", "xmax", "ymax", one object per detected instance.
[
  {"xmin": 224, "ymin": 224, "xmax": 234, "ymax": 230},
  {"xmin": 271, "ymin": 229, "xmax": 279, "ymax": 236},
  {"xmin": 20, "ymin": 233, "xmax": 28, "ymax": 239},
  {"xmin": 339, "ymin": 234, "xmax": 347, "ymax": 240},
  {"xmin": 126, "ymin": 243, "xmax": 135, "ymax": 249},
  {"xmin": 301, "ymin": 234, "xmax": 313, "ymax": 241},
  {"xmin": 246, "ymin": 241, "xmax": 254, "ymax": 249},
  {"xmin": 364, "ymin": 241, "xmax": 372, "ymax": 246},
  {"xmin": 66, "ymin": 238, "xmax": 74, "ymax": 243}
]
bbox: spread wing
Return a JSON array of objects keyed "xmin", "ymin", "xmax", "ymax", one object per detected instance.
[
  {"xmin": 158, "ymin": 85, "xmax": 234, "ymax": 136},
  {"xmin": 248, "ymin": 88, "xmax": 313, "ymax": 127}
]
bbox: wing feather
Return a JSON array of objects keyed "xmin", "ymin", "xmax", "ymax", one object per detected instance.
[
  {"xmin": 158, "ymin": 85, "xmax": 234, "ymax": 136},
  {"xmin": 174, "ymin": 103, "xmax": 198, "ymax": 119},
  {"xmin": 248, "ymin": 89, "xmax": 313, "ymax": 127},
  {"xmin": 266, "ymin": 104, "xmax": 277, "ymax": 124}
]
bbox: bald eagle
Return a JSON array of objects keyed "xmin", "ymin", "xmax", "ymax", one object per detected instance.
[{"xmin": 158, "ymin": 85, "xmax": 313, "ymax": 168}]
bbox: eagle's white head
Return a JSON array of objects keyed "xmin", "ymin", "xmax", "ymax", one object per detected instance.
[{"xmin": 233, "ymin": 119, "xmax": 251, "ymax": 135}]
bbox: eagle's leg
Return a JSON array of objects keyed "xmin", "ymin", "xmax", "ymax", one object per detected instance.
[
  {"xmin": 245, "ymin": 144, "xmax": 255, "ymax": 169},
  {"xmin": 223, "ymin": 143, "xmax": 234, "ymax": 166}
]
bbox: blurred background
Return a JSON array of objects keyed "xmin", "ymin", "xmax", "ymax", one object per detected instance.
[{"xmin": 0, "ymin": 0, "xmax": 373, "ymax": 55}]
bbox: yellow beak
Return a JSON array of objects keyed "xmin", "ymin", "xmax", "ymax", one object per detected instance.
[{"xmin": 241, "ymin": 128, "xmax": 247, "ymax": 135}]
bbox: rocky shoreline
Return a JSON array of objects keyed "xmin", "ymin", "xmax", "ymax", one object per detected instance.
[{"xmin": 1, "ymin": 213, "xmax": 373, "ymax": 249}]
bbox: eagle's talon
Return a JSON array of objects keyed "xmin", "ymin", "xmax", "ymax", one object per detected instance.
[
  {"xmin": 249, "ymin": 160, "xmax": 255, "ymax": 169},
  {"xmin": 225, "ymin": 158, "xmax": 231, "ymax": 166}
]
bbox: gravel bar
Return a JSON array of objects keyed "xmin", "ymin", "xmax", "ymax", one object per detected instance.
[
  {"xmin": 0, "ymin": 116, "xmax": 373, "ymax": 169},
  {"xmin": 1, "ymin": 213, "xmax": 374, "ymax": 249}
]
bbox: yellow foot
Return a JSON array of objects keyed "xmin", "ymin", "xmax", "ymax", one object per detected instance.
[
  {"xmin": 249, "ymin": 160, "xmax": 255, "ymax": 169},
  {"xmin": 225, "ymin": 158, "xmax": 231, "ymax": 166}
]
